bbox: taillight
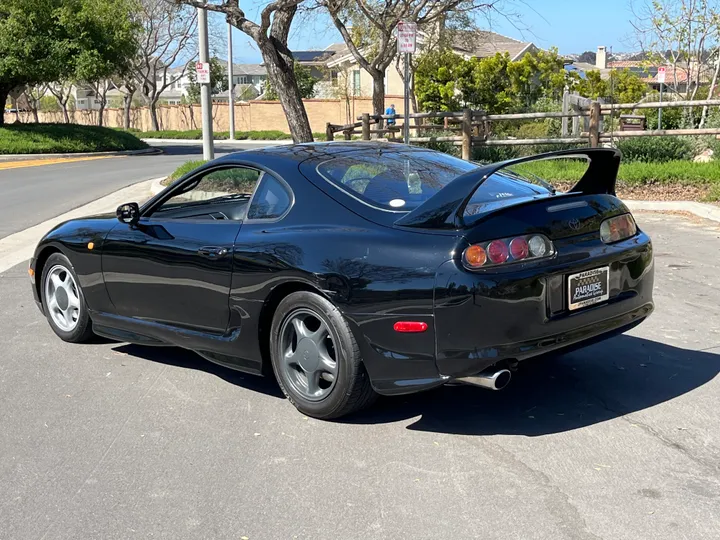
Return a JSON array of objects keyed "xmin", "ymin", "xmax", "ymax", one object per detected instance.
[
  {"xmin": 462, "ymin": 234, "xmax": 555, "ymax": 269},
  {"xmin": 600, "ymin": 213, "xmax": 637, "ymax": 244}
]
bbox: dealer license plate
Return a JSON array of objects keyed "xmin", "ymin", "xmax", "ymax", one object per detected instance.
[{"xmin": 567, "ymin": 267, "xmax": 609, "ymax": 311}]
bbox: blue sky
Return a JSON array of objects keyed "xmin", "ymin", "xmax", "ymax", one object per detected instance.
[{"xmin": 220, "ymin": 0, "xmax": 638, "ymax": 63}]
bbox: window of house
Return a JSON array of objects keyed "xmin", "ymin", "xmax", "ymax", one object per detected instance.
[
  {"xmin": 352, "ymin": 70, "xmax": 361, "ymax": 96},
  {"xmin": 331, "ymin": 70, "xmax": 339, "ymax": 87}
]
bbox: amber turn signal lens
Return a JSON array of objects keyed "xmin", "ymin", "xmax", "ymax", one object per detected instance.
[{"xmin": 463, "ymin": 244, "xmax": 487, "ymax": 267}]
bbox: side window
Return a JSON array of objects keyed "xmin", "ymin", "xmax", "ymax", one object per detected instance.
[
  {"xmin": 247, "ymin": 174, "xmax": 292, "ymax": 220},
  {"xmin": 153, "ymin": 166, "xmax": 262, "ymax": 219}
]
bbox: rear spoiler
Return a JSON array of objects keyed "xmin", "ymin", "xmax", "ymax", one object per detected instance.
[{"xmin": 394, "ymin": 147, "xmax": 621, "ymax": 229}]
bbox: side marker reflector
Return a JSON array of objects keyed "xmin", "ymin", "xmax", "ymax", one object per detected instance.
[{"xmin": 393, "ymin": 321, "xmax": 428, "ymax": 333}]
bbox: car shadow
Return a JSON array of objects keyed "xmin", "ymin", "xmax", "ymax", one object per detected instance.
[
  {"xmin": 111, "ymin": 343, "xmax": 285, "ymax": 399},
  {"xmin": 344, "ymin": 335, "xmax": 720, "ymax": 436}
]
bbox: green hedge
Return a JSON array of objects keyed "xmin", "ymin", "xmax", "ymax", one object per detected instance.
[
  {"xmin": 615, "ymin": 136, "xmax": 694, "ymax": 162},
  {"xmin": 0, "ymin": 124, "xmax": 148, "ymax": 154}
]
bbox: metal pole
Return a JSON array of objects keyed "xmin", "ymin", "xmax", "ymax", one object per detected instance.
[
  {"xmin": 404, "ymin": 52, "xmax": 410, "ymax": 144},
  {"xmin": 658, "ymin": 83, "xmax": 663, "ymax": 130},
  {"xmin": 198, "ymin": 7, "xmax": 214, "ymax": 160},
  {"xmin": 227, "ymin": 21, "xmax": 235, "ymax": 140}
]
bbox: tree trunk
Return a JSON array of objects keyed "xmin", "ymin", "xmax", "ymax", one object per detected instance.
[
  {"xmin": 371, "ymin": 70, "xmax": 385, "ymax": 117},
  {"xmin": 32, "ymin": 107, "xmax": 39, "ymax": 123},
  {"xmin": 701, "ymin": 55, "xmax": 720, "ymax": 128},
  {"xmin": 149, "ymin": 98, "xmax": 160, "ymax": 131},
  {"xmin": 97, "ymin": 102, "xmax": 105, "ymax": 127},
  {"xmin": 61, "ymin": 102, "xmax": 70, "ymax": 123},
  {"xmin": 258, "ymin": 44, "xmax": 313, "ymax": 143},
  {"xmin": 123, "ymin": 90, "xmax": 134, "ymax": 129}
]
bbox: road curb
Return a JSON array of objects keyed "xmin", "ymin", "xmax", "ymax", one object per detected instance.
[
  {"xmin": 150, "ymin": 177, "xmax": 167, "ymax": 196},
  {"xmin": 0, "ymin": 147, "xmax": 162, "ymax": 162},
  {"xmin": 624, "ymin": 199, "xmax": 720, "ymax": 223}
]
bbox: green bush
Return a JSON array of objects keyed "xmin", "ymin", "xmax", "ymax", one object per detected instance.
[
  {"xmin": 167, "ymin": 160, "xmax": 207, "ymax": 182},
  {"xmin": 472, "ymin": 145, "xmax": 519, "ymax": 163},
  {"xmin": 0, "ymin": 124, "xmax": 148, "ymax": 154},
  {"xmin": 615, "ymin": 136, "xmax": 693, "ymax": 162}
]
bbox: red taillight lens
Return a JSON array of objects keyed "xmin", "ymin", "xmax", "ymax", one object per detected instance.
[
  {"xmin": 487, "ymin": 240, "xmax": 509, "ymax": 264},
  {"xmin": 600, "ymin": 213, "xmax": 637, "ymax": 244},
  {"xmin": 509, "ymin": 237, "xmax": 529, "ymax": 260},
  {"xmin": 393, "ymin": 321, "xmax": 428, "ymax": 333},
  {"xmin": 461, "ymin": 234, "xmax": 555, "ymax": 270}
]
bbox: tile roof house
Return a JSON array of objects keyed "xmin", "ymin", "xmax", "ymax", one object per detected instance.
[{"xmin": 299, "ymin": 31, "xmax": 538, "ymax": 99}]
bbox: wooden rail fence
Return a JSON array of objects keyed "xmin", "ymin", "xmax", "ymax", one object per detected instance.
[{"xmin": 325, "ymin": 99, "xmax": 720, "ymax": 160}]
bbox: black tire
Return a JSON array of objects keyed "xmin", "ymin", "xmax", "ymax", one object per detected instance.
[
  {"xmin": 270, "ymin": 291, "xmax": 377, "ymax": 419},
  {"xmin": 40, "ymin": 253, "xmax": 95, "ymax": 343}
]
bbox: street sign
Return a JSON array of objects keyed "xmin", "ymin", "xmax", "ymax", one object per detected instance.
[
  {"xmin": 196, "ymin": 61, "xmax": 211, "ymax": 84},
  {"xmin": 657, "ymin": 66, "xmax": 666, "ymax": 84},
  {"xmin": 397, "ymin": 21, "xmax": 417, "ymax": 54}
]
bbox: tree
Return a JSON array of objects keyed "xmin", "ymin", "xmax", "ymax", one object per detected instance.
[
  {"xmin": 47, "ymin": 81, "xmax": 76, "ymax": 124},
  {"xmin": 576, "ymin": 70, "xmax": 608, "ymax": 99},
  {"xmin": 187, "ymin": 57, "xmax": 228, "ymax": 103},
  {"xmin": 607, "ymin": 69, "xmax": 647, "ymax": 103},
  {"xmin": 578, "ymin": 51, "xmax": 597, "ymax": 64},
  {"xmin": 631, "ymin": 0, "xmax": 720, "ymax": 101},
  {"xmin": 264, "ymin": 63, "xmax": 317, "ymax": 100},
  {"xmin": 173, "ymin": 0, "xmax": 314, "ymax": 143},
  {"xmin": 508, "ymin": 48, "xmax": 574, "ymax": 106},
  {"xmin": 320, "ymin": 0, "xmax": 500, "ymax": 118},
  {"xmin": 415, "ymin": 50, "xmax": 467, "ymax": 112},
  {"xmin": 0, "ymin": 0, "xmax": 139, "ymax": 127},
  {"xmin": 133, "ymin": 0, "xmax": 198, "ymax": 131}
]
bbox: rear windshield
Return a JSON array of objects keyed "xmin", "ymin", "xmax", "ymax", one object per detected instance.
[
  {"xmin": 316, "ymin": 149, "xmax": 478, "ymax": 211},
  {"xmin": 316, "ymin": 148, "xmax": 549, "ymax": 212}
]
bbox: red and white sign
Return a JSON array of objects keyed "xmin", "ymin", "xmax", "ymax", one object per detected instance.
[
  {"xmin": 196, "ymin": 61, "xmax": 211, "ymax": 84},
  {"xmin": 397, "ymin": 21, "xmax": 417, "ymax": 54},
  {"xmin": 657, "ymin": 66, "xmax": 666, "ymax": 84}
]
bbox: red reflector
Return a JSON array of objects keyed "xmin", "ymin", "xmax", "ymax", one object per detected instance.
[
  {"xmin": 487, "ymin": 240, "xmax": 509, "ymax": 264},
  {"xmin": 509, "ymin": 237, "xmax": 529, "ymax": 260},
  {"xmin": 393, "ymin": 321, "xmax": 428, "ymax": 333}
]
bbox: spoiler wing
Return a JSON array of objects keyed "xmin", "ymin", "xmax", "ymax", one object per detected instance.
[{"xmin": 394, "ymin": 147, "xmax": 621, "ymax": 229}]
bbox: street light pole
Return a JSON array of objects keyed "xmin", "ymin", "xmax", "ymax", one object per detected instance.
[
  {"xmin": 227, "ymin": 21, "xmax": 235, "ymax": 140},
  {"xmin": 198, "ymin": 7, "xmax": 214, "ymax": 160}
]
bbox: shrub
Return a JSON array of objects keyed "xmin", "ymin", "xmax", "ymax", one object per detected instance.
[
  {"xmin": 168, "ymin": 160, "xmax": 207, "ymax": 182},
  {"xmin": 615, "ymin": 136, "xmax": 693, "ymax": 162},
  {"xmin": 472, "ymin": 145, "xmax": 519, "ymax": 163}
]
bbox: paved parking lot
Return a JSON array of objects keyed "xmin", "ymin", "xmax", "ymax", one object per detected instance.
[{"xmin": 1, "ymin": 212, "xmax": 719, "ymax": 539}]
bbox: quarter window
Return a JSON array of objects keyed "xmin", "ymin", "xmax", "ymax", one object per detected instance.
[{"xmin": 248, "ymin": 175, "xmax": 292, "ymax": 220}]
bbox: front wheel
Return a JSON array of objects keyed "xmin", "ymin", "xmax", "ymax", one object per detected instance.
[
  {"xmin": 40, "ymin": 253, "xmax": 95, "ymax": 343},
  {"xmin": 270, "ymin": 291, "xmax": 377, "ymax": 419}
]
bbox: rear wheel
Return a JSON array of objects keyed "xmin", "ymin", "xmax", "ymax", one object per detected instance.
[
  {"xmin": 270, "ymin": 291, "xmax": 376, "ymax": 419},
  {"xmin": 41, "ymin": 253, "xmax": 94, "ymax": 343}
]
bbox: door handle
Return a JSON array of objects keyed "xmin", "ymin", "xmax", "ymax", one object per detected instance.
[{"xmin": 198, "ymin": 246, "xmax": 229, "ymax": 258}]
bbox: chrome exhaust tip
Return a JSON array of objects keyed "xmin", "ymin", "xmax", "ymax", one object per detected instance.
[{"xmin": 455, "ymin": 368, "xmax": 512, "ymax": 391}]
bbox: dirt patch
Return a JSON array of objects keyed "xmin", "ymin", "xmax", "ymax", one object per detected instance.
[{"xmin": 554, "ymin": 181, "xmax": 717, "ymax": 204}]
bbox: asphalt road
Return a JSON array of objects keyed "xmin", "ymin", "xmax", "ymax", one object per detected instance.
[
  {"xmin": 0, "ymin": 141, "xmax": 278, "ymax": 240},
  {"xmin": 1, "ymin": 212, "xmax": 719, "ymax": 539}
]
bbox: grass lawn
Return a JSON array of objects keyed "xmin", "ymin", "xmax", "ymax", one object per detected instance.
[{"xmin": 0, "ymin": 123, "xmax": 148, "ymax": 154}]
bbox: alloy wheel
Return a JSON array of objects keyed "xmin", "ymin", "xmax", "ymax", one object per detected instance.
[{"xmin": 45, "ymin": 265, "xmax": 81, "ymax": 332}]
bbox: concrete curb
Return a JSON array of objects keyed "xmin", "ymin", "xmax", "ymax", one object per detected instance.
[
  {"xmin": 624, "ymin": 199, "xmax": 720, "ymax": 223},
  {"xmin": 0, "ymin": 147, "xmax": 162, "ymax": 162},
  {"xmin": 150, "ymin": 177, "xmax": 167, "ymax": 196}
]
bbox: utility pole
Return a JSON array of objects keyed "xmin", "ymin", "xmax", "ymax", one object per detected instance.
[
  {"xmin": 198, "ymin": 7, "xmax": 214, "ymax": 160},
  {"xmin": 227, "ymin": 21, "xmax": 235, "ymax": 140},
  {"xmin": 403, "ymin": 52, "xmax": 410, "ymax": 144}
]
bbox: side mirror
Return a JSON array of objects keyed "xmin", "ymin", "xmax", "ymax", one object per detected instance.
[{"xmin": 117, "ymin": 202, "xmax": 140, "ymax": 225}]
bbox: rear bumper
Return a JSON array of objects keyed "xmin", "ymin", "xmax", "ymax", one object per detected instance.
[{"xmin": 433, "ymin": 232, "xmax": 654, "ymax": 378}]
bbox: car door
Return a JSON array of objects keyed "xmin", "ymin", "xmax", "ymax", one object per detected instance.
[{"xmin": 101, "ymin": 165, "xmax": 264, "ymax": 334}]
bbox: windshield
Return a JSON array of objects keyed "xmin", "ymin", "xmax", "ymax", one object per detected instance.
[{"xmin": 316, "ymin": 149, "xmax": 478, "ymax": 211}]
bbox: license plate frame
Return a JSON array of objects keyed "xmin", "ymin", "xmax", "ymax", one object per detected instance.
[{"xmin": 567, "ymin": 266, "xmax": 610, "ymax": 311}]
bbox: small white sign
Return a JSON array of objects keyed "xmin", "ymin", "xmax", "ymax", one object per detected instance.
[
  {"xmin": 657, "ymin": 66, "xmax": 666, "ymax": 84},
  {"xmin": 196, "ymin": 61, "xmax": 211, "ymax": 84},
  {"xmin": 397, "ymin": 21, "xmax": 417, "ymax": 54}
]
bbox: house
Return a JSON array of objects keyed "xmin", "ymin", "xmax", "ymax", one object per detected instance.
[
  {"xmin": 569, "ymin": 46, "xmax": 714, "ymax": 93},
  {"xmin": 297, "ymin": 30, "xmax": 538, "ymax": 99}
]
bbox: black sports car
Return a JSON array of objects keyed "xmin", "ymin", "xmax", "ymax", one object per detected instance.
[{"xmin": 30, "ymin": 143, "xmax": 654, "ymax": 419}]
